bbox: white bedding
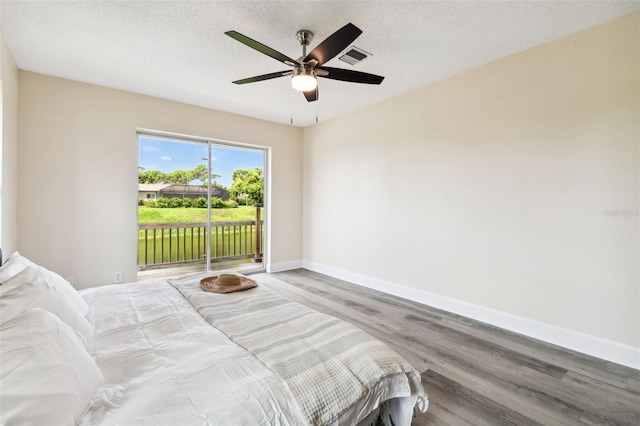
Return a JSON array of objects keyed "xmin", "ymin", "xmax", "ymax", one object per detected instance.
[{"xmin": 78, "ymin": 277, "xmax": 427, "ymax": 425}]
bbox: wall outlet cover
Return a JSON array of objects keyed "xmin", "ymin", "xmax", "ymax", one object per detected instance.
[{"xmin": 113, "ymin": 270, "xmax": 124, "ymax": 284}]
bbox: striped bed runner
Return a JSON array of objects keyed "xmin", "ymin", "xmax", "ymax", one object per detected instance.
[{"xmin": 169, "ymin": 275, "xmax": 423, "ymax": 426}]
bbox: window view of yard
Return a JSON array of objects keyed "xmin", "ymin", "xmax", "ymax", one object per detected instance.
[{"xmin": 138, "ymin": 136, "xmax": 265, "ymax": 273}]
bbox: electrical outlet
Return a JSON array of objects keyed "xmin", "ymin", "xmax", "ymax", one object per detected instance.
[{"xmin": 113, "ymin": 270, "xmax": 124, "ymax": 284}]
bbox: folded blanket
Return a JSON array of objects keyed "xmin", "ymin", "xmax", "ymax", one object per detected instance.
[{"xmin": 169, "ymin": 273, "xmax": 427, "ymax": 426}]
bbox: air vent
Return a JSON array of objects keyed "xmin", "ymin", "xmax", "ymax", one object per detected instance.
[{"xmin": 339, "ymin": 46, "xmax": 371, "ymax": 66}]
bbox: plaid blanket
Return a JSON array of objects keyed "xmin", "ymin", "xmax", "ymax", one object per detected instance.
[{"xmin": 169, "ymin": 274, "xmax": 425, "ymax": 426}]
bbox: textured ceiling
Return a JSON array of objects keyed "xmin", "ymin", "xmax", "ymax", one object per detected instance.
[{"xmin": 2, "ymin": 1, "xmax": 639, "ymax": 127}]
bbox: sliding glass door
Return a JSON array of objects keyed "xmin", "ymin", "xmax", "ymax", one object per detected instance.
[{"xmin": 137, "ymin": 133, "xmax": 265, "ymax": 279}]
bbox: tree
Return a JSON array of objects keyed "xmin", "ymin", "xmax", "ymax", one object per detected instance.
[
  {"xmin": 192, "ymin": 164, "xmax": 208, "ymax": 184},
  {"xmin": 139, "ymin": 165, "xmax": 222, "ymax": 187},
  {"xmin": 192, "ymin": 164, "xmax": 221, "ymax": 186},
  {"xmin": 138, "ymin": 170, "xmax": 166, "ymax": 184},
  {"xmin": 165, "ymin": 170, "xmax": 192, "ymax": 186},
  {"xmin": 229, "ymin": 168, "xmax": 264, "ymax": 205}
]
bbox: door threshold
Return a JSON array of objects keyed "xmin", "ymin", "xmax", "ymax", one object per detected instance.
[{"xmin": 137, "ymin": 262, "xmax": 263, "ymax": 282}]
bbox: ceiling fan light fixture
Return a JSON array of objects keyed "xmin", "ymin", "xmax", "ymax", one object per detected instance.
[{"xmin": 291, "ymin": 67, "xmax": 317, "ymax": 92}]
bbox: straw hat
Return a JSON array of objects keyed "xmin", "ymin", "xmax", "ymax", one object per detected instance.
[{"xmin": 200, "ymin": 274, "xmax": 257, "ymax": 294}]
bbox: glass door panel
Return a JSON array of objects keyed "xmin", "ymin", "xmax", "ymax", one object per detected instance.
[{"xmin": 137, "ymin": 134, "xmax": 266, "ymax": 280}]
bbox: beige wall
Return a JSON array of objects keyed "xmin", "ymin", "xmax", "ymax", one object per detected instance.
[
  {"xmin": 1, "ymin": 34, "xmax": 19, "ymax": 255},
  {"xmin": 18, "ymin": 72, "xmax": 302, "ymax": 288},
  {"xmin": 303, "ymin": 13, "xmax": 639, "ymax": 348}
]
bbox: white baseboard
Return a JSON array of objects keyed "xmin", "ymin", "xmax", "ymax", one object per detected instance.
[
  {"xmin": 267, "ymin": 259, "xmax": 303, "ymax": 273},
  {"xmin": 302, "ymin": 260, "xmax": 640, "ymax": 370}
]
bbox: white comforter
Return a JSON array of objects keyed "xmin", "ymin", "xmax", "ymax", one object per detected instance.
[{"xmin": 78, "ymin": 278, "xmax": 426, "ymax": 425}]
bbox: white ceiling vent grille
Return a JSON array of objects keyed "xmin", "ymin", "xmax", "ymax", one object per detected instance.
[{"xmin": 339, "ymin": 46, "xmax": 371, "ymax": 66}]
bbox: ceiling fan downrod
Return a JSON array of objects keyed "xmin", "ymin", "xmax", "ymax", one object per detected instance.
[{"xmin": 296, "ymin": 30, "xmax": 313, "ymax": 58}]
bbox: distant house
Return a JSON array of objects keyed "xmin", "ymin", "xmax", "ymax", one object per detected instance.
[
  {"xmin": 138, "ymin": 183, "xmax": 169, "ymax": 200},
  {"xmin": 139, "ymin": 184, "xmax": 230, "ymax": 201}
]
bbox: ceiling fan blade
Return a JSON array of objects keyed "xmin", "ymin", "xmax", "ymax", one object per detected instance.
[
  {"xmin": 232, "ymin": 70, "xmax": 292, "ymax": 85},
  {"xmin": 225, "ymin": 30, "xmax": 297, "ymax": 65},
  {"xmin": 303, "ymin": 88, "xmax": 318, "ymax": 102},
  {"xmin": 304, "ymin": 23, "xmax": 362, "ymax": 66},
  {"xmin": 318, "ymin": 66, "xmax": 384, "ymax": 85}
]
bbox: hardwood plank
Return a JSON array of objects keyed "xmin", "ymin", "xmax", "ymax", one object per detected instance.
[
  {"xmin": 626, "ymin": 376, "xmax": 640, "ymax": 394},
  {"xmin": 418, "ymin": 370, "xmax": 540, "ymax": 426},
  {"xmin": 403, "ymin": 312, "xmax": 568, "ymax": 379},
  {"xmin": 259, "ymin": 269, "xmax": 640, "ymax": 426}
]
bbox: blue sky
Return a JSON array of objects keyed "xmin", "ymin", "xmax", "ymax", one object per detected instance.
[{"xmin": 138, "ymin": 137, "xmax": 264, "ymax": 188}]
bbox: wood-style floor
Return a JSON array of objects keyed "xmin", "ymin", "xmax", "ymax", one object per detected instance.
[{"xmin": 253, "ymin": 269, "xmax": 640, "ymax": 426}]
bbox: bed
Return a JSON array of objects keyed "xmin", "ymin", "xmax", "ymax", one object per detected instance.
[{"xmin": 0, "ymin": 251, "xmax": 428, "ymax": 425}]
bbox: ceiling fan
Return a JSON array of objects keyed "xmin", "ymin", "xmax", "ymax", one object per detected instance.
[{"xmin": 225, "ymin": 23, "xmax": 384, "ymax": 102}]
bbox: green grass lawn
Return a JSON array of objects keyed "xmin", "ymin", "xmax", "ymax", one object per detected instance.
[{"xmin": 138, "ymin": 206, "xmax": 259, "ymax": 223}]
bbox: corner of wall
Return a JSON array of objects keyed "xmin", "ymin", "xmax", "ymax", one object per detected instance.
[{"xmin": 0, "ymin": 35, "xmax": 19, "ymax": 254}]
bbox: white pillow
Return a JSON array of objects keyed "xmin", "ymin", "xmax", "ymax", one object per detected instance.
[
  {"xmin": 0, "ymin": 266, "xmax": 93, "ymax": 348},
  {"xmin": 0, "ymin": 251, "xmax": 35, "ymax": 284},
  {"xmin": 1, "ymin": 264, "xmax": 89, "ymax": 315},
  {"xmin": 0, "ymin": 308, "xmax": 104, "ymax": 425}
]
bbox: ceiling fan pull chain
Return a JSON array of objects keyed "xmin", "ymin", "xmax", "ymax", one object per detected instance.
[{"xmin": 290, "ymin": 85, "xmax": 294, "ymax": 125}]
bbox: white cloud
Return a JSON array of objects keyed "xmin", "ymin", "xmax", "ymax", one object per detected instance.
[
  {"xmin": 160, "ymin": 156, "xmax": 173, "ymax": 161},
  {"xmin": 142, "ymin": 145, "xmax": 160, "ymax": 152}
]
